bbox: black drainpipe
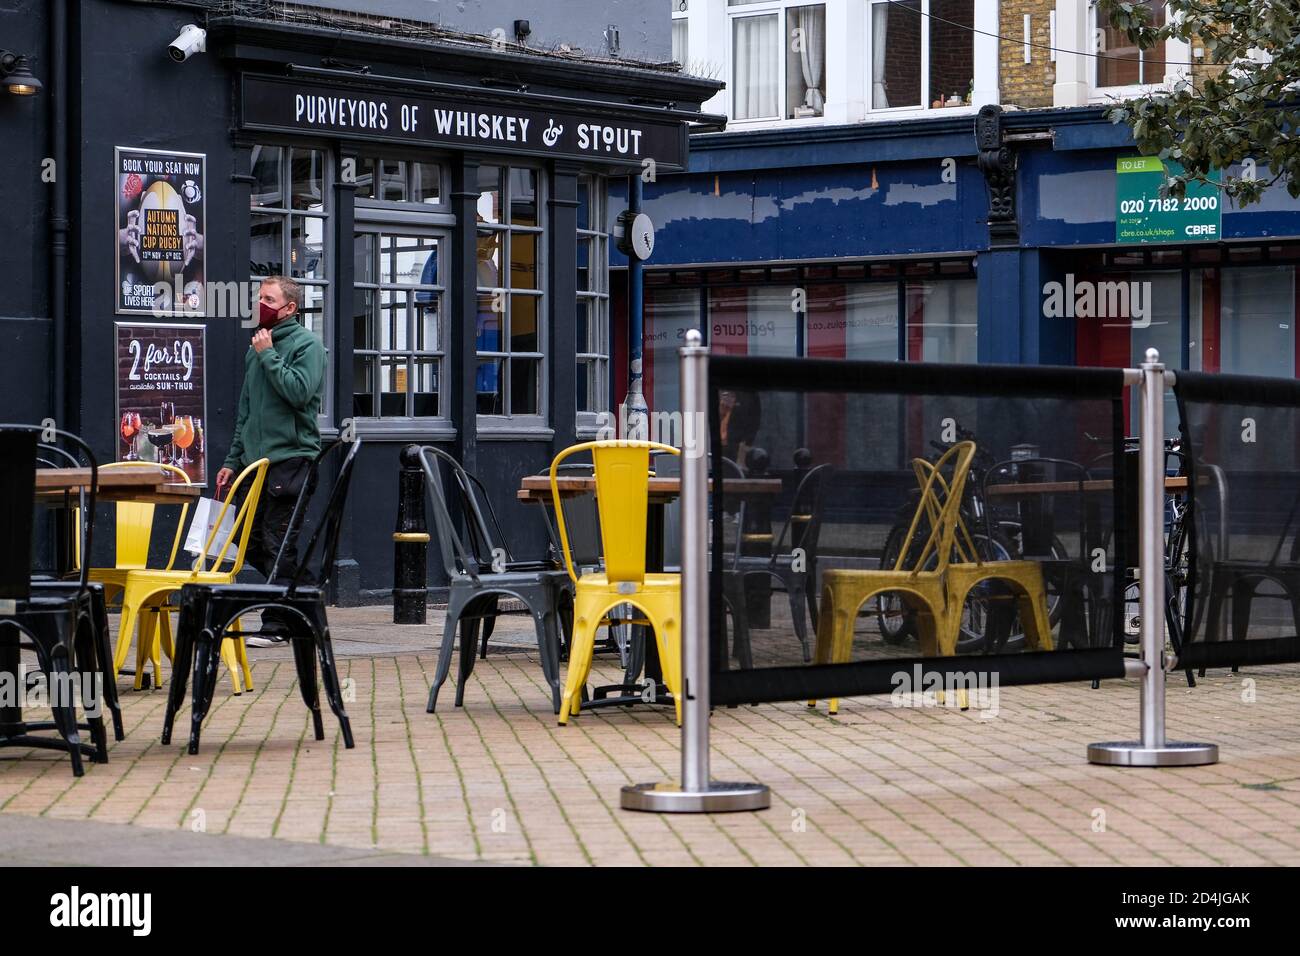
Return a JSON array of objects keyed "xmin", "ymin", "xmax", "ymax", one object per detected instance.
[{"xmin": 49, "ymin": 0, "xmax": 69, "ymax": 428}]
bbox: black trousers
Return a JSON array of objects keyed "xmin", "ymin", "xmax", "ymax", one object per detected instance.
[{"xmin": 239, "ymin": 456, "xmax": 316, "ymax": 635}]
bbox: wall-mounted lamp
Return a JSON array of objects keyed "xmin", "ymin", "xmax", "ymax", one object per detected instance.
[{"xmin": 0, "ymin": 51, "xmax": 42, "ymax": 96}]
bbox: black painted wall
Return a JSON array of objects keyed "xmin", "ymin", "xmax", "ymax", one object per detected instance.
[
  {"xmin": 1, "ymin": 0, "xmax": 716, "ymax": 604},
  {"xmin": 0, "ymin": 0, "xmax": 54, "ymax": 427}
]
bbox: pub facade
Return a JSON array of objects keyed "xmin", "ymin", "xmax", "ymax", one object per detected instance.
[{"xmin": 1, "ymin": 0, "xmax": 720, "ymax": 602}]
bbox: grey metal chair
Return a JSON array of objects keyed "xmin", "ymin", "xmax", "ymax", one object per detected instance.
[
  {"xmin": 723, "ymin": 462, "xmax": 832, "ymax": 665},
  {"xmin": 421, "ymin": 446, "xmax": 572, "ymax": 715}
]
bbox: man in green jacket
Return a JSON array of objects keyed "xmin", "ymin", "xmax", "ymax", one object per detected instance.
[{"xmin": 217, "ymin": 275, "xmax": 326, "ymax": 646}]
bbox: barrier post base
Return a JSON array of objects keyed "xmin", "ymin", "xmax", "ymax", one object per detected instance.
[
  {"xmin": 1086, "ymin": 741, "xmax": 1219, "ymax": 767},
  {"xmin": 620, "ymin": 781, "xmax": 771, "ymax": 813}
]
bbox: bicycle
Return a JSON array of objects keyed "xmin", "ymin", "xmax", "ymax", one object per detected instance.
[{"xmin": 876, "ymin": 426, "xmax": 1071, "ymax": 653}]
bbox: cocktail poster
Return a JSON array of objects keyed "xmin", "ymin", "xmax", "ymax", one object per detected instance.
[
  {"xmin": 114, "ymin": 322, "xmax": 208, "ymax": 487},
  {"xmin": 115, "ymin": 147, "xmax": 206, "ymax": 315}
]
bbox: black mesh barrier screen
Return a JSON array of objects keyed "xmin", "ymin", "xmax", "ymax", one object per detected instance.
[
  {"xmin": 1177, "ymin": 371, "xmax": 1300, "ymax": 669},
  {"xmin": 708, "ymin": 357, "xmax": 1129, "ymax": 707}
]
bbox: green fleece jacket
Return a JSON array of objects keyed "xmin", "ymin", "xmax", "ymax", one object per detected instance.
[{"xmin": 222, "ymin": 317, "xmax": 326, "ymax": 471}]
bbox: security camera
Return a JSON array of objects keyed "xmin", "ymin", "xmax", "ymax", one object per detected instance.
[{"xmin": 168, "ymin": 24, "xmax": 206, "ymax": 62}]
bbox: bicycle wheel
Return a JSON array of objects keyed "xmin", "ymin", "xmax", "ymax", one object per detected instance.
[
  {"xmin": 876, "ymin": 524, "xmax": 918, "ymax": 645},
  {"xmin": 955, "ymin": 531, "xmax": 1022, "ymax": 654}
]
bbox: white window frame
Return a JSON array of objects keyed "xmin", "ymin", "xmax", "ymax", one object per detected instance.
[
  {"xmin": 726, "ymin": 0, "xmax": 829, "ymax": 129},
  {"xmin": 1087, "ymin": 0, "xmax": 1191, "ymax": 103},
  {"xmin": 864, "ymin": 0, "xmax": 978, "ymax": 119},
  {"xmin": 672, "ymin": 0, "xmax": 689, "ymax": 66}
]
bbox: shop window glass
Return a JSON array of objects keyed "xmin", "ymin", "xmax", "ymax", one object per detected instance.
[
  {"xmin": 249, "ymin": 144, "xmax": 331, "ymax": 418},
  {"xmin": 645, "ymin": 288, "xmax": 702, "ymax": 415},
  {"xmin": 475, "ymin": 164, "xmax": 545, "ymax": 421},
  {"xmin": 1097, "ymin": 0, "xmax": 1166, "ymax": 87},
  {"xmin": 905, "ymin": 278, "xmax": 977, "ymax": 363},
  {"xmin": 806, "ymin": 283, "xmax": 898, "ymax": 360}
]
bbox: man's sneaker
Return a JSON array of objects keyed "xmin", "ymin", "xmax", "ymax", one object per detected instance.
[{"xmin": 244, "ymin": 632, "xmax": 289, "ymax": 647}]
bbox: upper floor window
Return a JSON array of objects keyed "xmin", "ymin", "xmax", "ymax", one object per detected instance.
[
  {"xmin": 869, "ymin": 0, "xmax": 973, "ymax": 111},
  {"xmin": 729, "ymin": 1, "xmax": 826, "ymax": 121},
  {"xmin": 1094, "ymin": 0, "xmax": 1166, "ymax": 88},
  {"xmin": 672, "ymin": 0, "xmax": 689, "ymax": 64}
]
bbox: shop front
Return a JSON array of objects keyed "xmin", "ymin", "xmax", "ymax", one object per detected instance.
[
  {"xmin": 3, "ymin": 0, "xmax": 720, "ymax": 603},
  {"xmin": 616, "ymin": 106, "xmax": 1300, "ymax": 430}
]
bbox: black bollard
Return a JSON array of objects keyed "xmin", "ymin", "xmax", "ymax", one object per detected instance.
[{"xmin": 393, "ymin": 443, "xmax": 429, "ymax": 625}]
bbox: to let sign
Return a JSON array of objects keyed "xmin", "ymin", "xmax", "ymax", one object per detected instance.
[
  {"xmin": 240, "ymin": 75, "xmax": 689, "ymax": 170},
  {"xmin": 1116, "ymin": 156, "xmax": 1222, "ymax": 244}
]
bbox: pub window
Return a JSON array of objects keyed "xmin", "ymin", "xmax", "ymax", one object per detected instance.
[
  {"xmin": 475, "ymin": 164, "xmax": 546, "ymax": 422},
  {"xmin": 577, "ymin": 175, "xmax": 610, "ymax": 423},
  {"xmin": 354, "ymin": 155, "xmax": 444, "ymax": 206},
  {"xmin": 249, "ymin": 144, "xmax": 331, "ymax": 419},
  {"xmin": 352, "ymin": 228, "xmax": 447, "ymax": 419}
]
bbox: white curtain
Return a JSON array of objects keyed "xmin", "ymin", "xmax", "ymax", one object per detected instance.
[
  {"xmin": 871, "ymin": 4, "xmax": 889, "ymax": 108},
  {"xmin": 733, "ymin": 15, "xmax": 779, "ymax": 119},
  {"xmin": 795, "ymin": 6, "xmax": 825, "ymax": 113}
]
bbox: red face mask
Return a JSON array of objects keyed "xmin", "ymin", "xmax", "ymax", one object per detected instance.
[{"xmin": 258, "ymin": 301, "xmax": 284, "ymax": 329}]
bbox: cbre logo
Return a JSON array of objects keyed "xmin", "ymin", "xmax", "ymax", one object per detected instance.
[{"xmin": 49, "ymin": 886, "xmax": 152, "ymax": 936}]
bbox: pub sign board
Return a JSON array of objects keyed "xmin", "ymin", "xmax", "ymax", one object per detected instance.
[
  {"xmin": 114, "ymin": 322, "xmax": 208, "ymax": 487},
  {"xmin": 241, "ymin": 74, "xmax": 689, "ymax": 170}
]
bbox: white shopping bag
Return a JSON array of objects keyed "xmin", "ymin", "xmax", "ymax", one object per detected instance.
[{"xmin": 184, "ymin": 496, "xmax": 237, "ymax": 560}]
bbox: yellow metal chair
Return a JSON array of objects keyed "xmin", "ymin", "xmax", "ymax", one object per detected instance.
[
  {"xmin": 113, "ymin": 458, "xmax": 269, "ymax": 692},
  {"xmin": 811, "ymin": 442, "xmax": 974, "ymax": 714},
  {"xmin": 910, "ymin": 454, "xmax": 1054, "ymax": 656},
  {"xmin": 550, "ymin": 440, "xmax": 683, "ymax": 726},
  {"xmin": 812, "ymin": 442, "xmax": 1054, "ymax": 713},
  {"xmin": 88, "ymin": 460, "xmax": 192, "ymax": 626}
]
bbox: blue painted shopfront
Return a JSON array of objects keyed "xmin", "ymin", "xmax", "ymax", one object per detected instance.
[{"xmin": 611, "ymin": 106, "xmax": 1300, "ymax": 411}]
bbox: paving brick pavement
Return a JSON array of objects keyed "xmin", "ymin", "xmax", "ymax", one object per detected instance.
[{"xmin": 2, "ymin": 606, "xmax": 1299, "ymax": 866}]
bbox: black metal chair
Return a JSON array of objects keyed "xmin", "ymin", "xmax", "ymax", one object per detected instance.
[
  {"xmin": 975, "ymin": 456, "xmax": 1107, "ymax": 653},
  {"xmin": 160, "ymin": 439, "xmax": 362, "ymax": 754},
  {"xmin": 1189, "ymin": 463, "xmax": 1300, "ymax": 667},
  {"xmin": 723, "ymin": 462, "xmax": 832, "ymax": 665},
  {"xmin": 534, "ymin": 461, "xmax": 631, "ymax": 670},
  {"xmin": 29, "ymin": 440, "xmax": 125, "ymax": 740},
  {"xmin": 0, "ymin": 425, "xmax": 111, "ymax": 775},
  {"xmin": 420, "ymin": 446, "xmax": 572, "ymax": 715}
]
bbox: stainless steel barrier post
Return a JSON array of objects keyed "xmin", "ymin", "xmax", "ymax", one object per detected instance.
[
  {"xmin": 1088, "ymin": 348, "xmax": 1218, "ymax": 767},
  {"xmin": 621, "ymin": 330, "xmax": 771, "ymax": 812}
]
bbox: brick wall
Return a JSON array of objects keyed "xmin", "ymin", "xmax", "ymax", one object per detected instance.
[
  {"xmin": 999, "ymin": 0, "xmax": 1056, "ymax": 108},
  {"xmin": 998, "ymin": 2, "xmax": 1226, "ymax": 108}
]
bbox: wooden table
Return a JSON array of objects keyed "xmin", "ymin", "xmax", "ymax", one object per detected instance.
[
  {"xmin": 37, "ymin": 465, "xmax": 202, "ymax": 505},
  {"xmin": 516, "ymin": 475, "xmax": 782, "ymax": 503},
  {"xmin": 6, "ymin": 467, "xmax": 201, "ymax": 723},
  {"xmin": 985, "ymin": 476, "xmax": 1188, "ymax": 496}
]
